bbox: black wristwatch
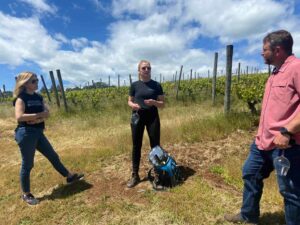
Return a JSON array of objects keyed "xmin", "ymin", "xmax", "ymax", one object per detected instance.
[{"xmin": 280, "ymin": 127, "xmax": 293, "ymax": 137}]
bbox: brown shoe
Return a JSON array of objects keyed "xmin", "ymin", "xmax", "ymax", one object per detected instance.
[
  {"xmin": 224, "ymin": 213, "xmax": 258, "ymax": 225},
  {"xmin": 127, "ymin": 174, "xmax": 140, "ymax": 188}
]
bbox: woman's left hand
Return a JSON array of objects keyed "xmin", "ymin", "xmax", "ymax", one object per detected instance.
[{"xmin": 144, "ymin": 99, "xmax": 156, "ymax": 106}]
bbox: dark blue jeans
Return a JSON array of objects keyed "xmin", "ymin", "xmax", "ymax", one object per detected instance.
[
  {"xmin": 15, "ymin": 127, "xmax": 69, "ymax": 193},
  {"xmin": 241, "ymin": 141, "xmax": 300, "ymax": 225}
]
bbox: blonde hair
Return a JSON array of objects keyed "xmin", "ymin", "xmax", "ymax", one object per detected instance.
[
  {"xmin": 138, "ymin": 60, "xmax": 151, "ymax": 80},
  {"xmin": 13, "ymin": 72, "xmax": 36, "ymax": 97}
]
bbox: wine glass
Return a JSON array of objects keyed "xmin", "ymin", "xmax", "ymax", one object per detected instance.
[
  {"xmin": 131, "ymin": 111, "xmax": 140, "ymax": 125},
  {"xmin": 274, "ymin": 150, "xmax": 290, "ymax": 176}
]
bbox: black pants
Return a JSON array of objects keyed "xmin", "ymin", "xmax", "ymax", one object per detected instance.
[{"xmin": 130, "ymin": 109, "xmax": 160, "ymax": 174}]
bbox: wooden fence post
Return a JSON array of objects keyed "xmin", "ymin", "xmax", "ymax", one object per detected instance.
[
  {"xmin": 49, "ymin": 71, "xmax": 60, "ymax": 108},
  {"xmin": 212, "ymin": 52, "xmax": 218, "ymax": 105},
  {"xmin": 190, "ymin": 69, "xmax": 193, "ymax": 81},
  {"xmin": 118, "ymin": 74, "xmax": 120, "ymax": 88},
  {"xmin": 0, "ymin": 89, "xmax": 4, "ymax": 99},
  {"xmin": 56, "ymin": 69, "xmax": 68, "ymax": 112},
  {"xmin": 176, "ymin": 65, "xmax": 183, "ymax": 100},
  {"xmin": 40, "ymin": 75, "xmax": 51, "ymax": 102},
  {"xmin": 224, "ymin": 45, "xmax": 233, "ymax": 114},
  {"xmin": 2, "ymin": 85, "xmax": 6, "ymax": 98},
  {"xmin": 129, "ymin": 74, "xmax": 132, "ymax": 85},
  {"xmin": 108, "ymin": 75, "xmax": 110, "ymax": 87},
  {"xmin": 238, "ymin": 62, "xmax": 241, "ymax": 82}
]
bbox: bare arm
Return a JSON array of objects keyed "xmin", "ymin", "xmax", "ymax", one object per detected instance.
[
  {"xmin": 42, "ymin": 101, "xmax": 50, "ymax": 118},
  {"xmin": 15, "ymin": 98, "xmax": 49, "ymax": 123}
]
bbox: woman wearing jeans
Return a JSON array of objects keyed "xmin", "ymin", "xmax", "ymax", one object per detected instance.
[
  {"xmin": 13, "ymin": 72, "xmax": 84, "ymax": 205},
  {"xmin": 127, "ymin": 60, "xmax": 165, "ymax": 188}
]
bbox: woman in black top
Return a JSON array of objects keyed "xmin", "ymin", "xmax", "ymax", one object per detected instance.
[
  {"xmin": 127, "ymin": 60, "xmax": 165, "ymax": 188},
  {"xmin": 13, "ymin": 72, "xmax": 84, "ymax": 205}
]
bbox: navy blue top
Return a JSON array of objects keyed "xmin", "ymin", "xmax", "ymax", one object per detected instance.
[
  {"xmin": 13, "ymin": 92, "xmax": 45, "ymax": 129},
  {"xmin": 129, "ymin": 79, "xmax": 164, "ymax": 110}
]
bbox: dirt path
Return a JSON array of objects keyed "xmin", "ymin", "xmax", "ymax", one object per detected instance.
[{"xmin": 78, "ymin": 129, "xmax": 254, "ymax": 205}]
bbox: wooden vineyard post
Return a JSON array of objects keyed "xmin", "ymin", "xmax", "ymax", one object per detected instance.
[
  {"xmin": 176, "ymin": 65, "xmax": 183, "ymax": 100},
  {"xmin": 129, "ymin": 74, "xmax": 132, "ymax": 85},
  {"xmin": 237, "ymin": 62, "xmax": 241, "ymax": 82},
  {"xmin": 56, "ymin": 69, "xmax": 68, "ymax": 112},
  {"xmin": 49, "ymin": 71, "xmax": 60, "ymax": 108},
  {"xmin": 224, "ymin": 45, "xmax": 233, "ymax": 114},
  {"xmin": 212, "ymin": 52, "xmax": 218, "ymax": 105},
  {"xmin": 40, "ymin": 75, "xmax": 51, "ymax": 102}
]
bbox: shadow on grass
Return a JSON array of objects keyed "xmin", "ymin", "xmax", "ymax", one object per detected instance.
[
  {"xmin": 258, "ymin": 211, "xmax": 285, "ymax": 225},
  {"xmin": 139, "ymin": 166, "xmax": 195, "ymax": 189},
  {"xmin": 38, "ymin": 180, "xmax": 93, "ymax": 202},
  {"xmin": 179, "ymin": 166, "xmax": 196, "ymax": 182}
]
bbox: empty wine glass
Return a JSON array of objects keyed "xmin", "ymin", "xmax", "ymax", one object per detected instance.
[
  {"xmin": 131, "ymin": 111, "xmax": 140, "ymax": 125},
  {"xmin": 274, "ymin": 150, "xmax": 290, "ymax": 176}
]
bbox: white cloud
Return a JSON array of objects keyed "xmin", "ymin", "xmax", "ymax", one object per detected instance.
[
  {"xmin": 71, "ymin": 38, "xmax": 90, "ymax": 51},
  {"xmin": 182, "ymin": 0, "xmax": 292, "ymax": 43},
  {"xmin": 19, "ymin": 0, "xmax": 57, "ymax": 14},
  {"xmin": 1, "ymin": 0, "xmax": 300, "ymax": 88},
  {"xmin": 89, "ymin": 0, "xmax": 107, "ymax": 12},
  {"xmin": 54, "ymin": 33, "xmax": 68, "ymax": 44},
  {"xmin": 0, "ymin": 12, "xmax": 59, "ymax": 66},
  {"xmin": 112, "ymin": 0, "xmax": 157, "ymax": 17}
]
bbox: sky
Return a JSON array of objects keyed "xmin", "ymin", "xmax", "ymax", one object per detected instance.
[{"xmin": 1, "ymin": 0, "xmax": 300, "ymax": 91}]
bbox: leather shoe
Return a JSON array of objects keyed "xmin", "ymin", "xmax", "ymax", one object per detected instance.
[{"xmin": 224, "ymin": 213, "xmax": 258, "ymax": 224}]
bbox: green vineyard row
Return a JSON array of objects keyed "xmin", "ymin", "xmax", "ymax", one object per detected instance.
[{"xmin": 1, "ymin": 73, "xmax": 269, "ymax": 113}]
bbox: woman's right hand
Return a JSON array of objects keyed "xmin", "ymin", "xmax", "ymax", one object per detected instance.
[
  {"xmin": 27, "ymin": 118, "xmax": 45, "ymax": 124},
  {"xmin": 131, "ymin": 103, "xmax": 141, "ymax": 111}
]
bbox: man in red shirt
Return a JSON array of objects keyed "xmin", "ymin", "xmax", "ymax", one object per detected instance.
[{"xmin": 225, "ymin": 30, "xmax": 300, "ymax": 225}]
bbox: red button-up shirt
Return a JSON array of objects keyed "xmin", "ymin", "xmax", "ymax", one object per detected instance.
[{"xmin": 255, "ymin": 55, "xmax": 300, "ymax": 150}]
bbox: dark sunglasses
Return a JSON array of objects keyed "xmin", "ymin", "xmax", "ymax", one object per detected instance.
[
  {"xmin": 30, "ymin": 79, "xmax": 39, "ymax": 84},
  {"xmin": 141, "ymin": 66, "xmax": 151, "ymax": 71}
]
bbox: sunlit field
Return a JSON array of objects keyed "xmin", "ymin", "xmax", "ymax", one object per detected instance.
[{"xmin": 0, "ymin": 89, "xmax": 285, "ymax": 225}]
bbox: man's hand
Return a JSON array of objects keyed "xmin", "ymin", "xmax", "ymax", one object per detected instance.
[{"xmin": 273, "ymin": 133, "xmax": 291, "ymax": 149}]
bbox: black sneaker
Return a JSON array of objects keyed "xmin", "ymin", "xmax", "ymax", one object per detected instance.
[
  {"xmin": 66, "ymin": 173, "xmax": 84, "ymax": 184},
  {"xmin": 22, "ymin": 193, "xmax": 39, "ymax": 205},
  {"xmin": 127, "ymin": 174, "xmax": 140, "ymax": 188}
]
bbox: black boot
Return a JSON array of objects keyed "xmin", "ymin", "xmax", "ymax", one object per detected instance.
[{"xmin": 127, "ymin": 173, "xmax": 140, "ymax": 188}]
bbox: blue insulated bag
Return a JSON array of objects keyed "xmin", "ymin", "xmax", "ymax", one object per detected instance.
[{"xmin": 148, "ymin": 146, "xmax": 182, "ymax": 190}]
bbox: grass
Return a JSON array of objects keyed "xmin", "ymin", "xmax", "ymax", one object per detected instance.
[{"xmin": 0, "ymin": 96, "xmax": 285, "ymax": 225}]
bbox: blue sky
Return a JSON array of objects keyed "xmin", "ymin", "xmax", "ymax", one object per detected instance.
[{"xmin": 1, "ymin": 0, "xmax": 300, "ymax": 91}]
